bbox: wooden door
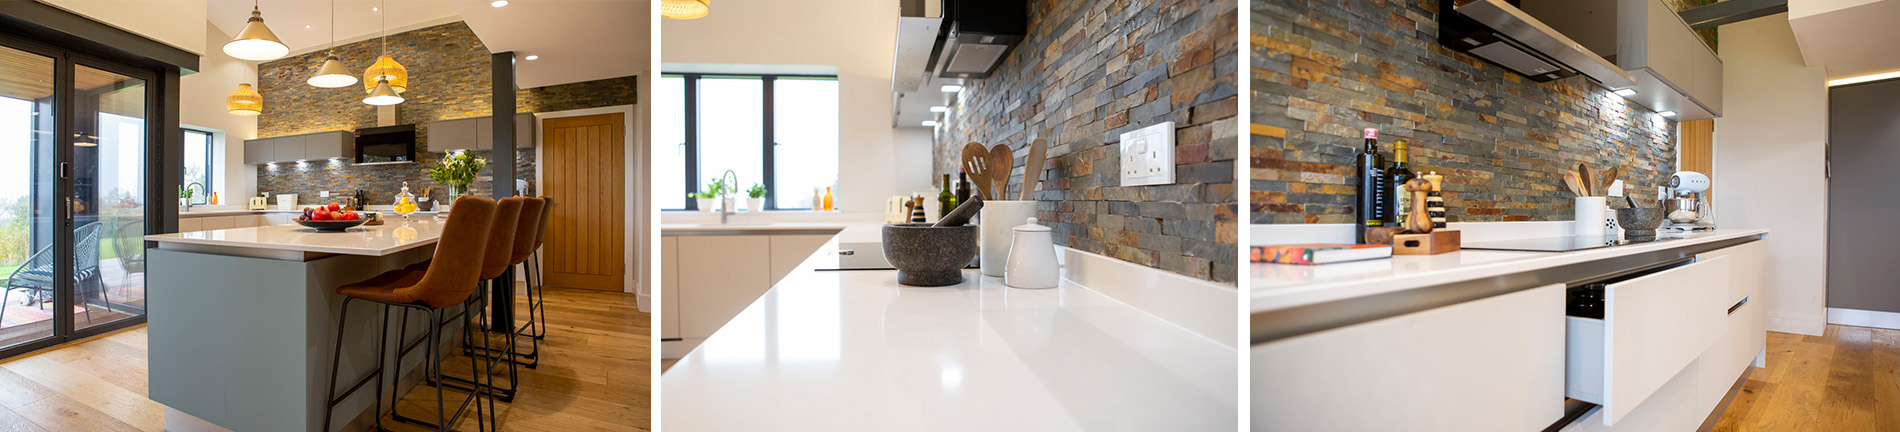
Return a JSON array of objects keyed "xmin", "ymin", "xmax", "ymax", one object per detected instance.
[{"xmin": 543, "ymin": 113, "xmax": 625, "ymax": 291}]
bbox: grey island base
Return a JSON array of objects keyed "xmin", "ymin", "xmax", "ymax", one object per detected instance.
[{"xmin": 145, "ymin": 220, "xmax": 475, "ymax": 432}]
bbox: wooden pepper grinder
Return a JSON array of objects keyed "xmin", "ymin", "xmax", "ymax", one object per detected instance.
[
  {"xmin": 1424, "ymin": 172, "xmax": 1446, "ymax": 229},
  {"xmin": 1402, "ymin": 178, "xmax": 1433, "ymax": 233},
  {"xmin": 907, "ymin": 196, "xmax": 927, "ymax": 223}
]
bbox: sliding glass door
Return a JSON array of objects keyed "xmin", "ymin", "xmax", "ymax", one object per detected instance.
[{"xmin": 0, "ymin": 39, "xmax": 154, "ymax": 354}]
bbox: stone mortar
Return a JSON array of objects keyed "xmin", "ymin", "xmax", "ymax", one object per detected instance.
[
  {"xmin": 882, "ymin": 223, "xmax": 979, "ymax": 287},
  {"xmin": 1616, "ymin": 207, "xmax": 1667, "ymax": 239}
]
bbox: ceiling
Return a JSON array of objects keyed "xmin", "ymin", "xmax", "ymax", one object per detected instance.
[
  {"xmin": 207, "ymin": 0, "xmax": 645, "ymax": 88},
  {"xmin": 1788, "ymin": 0, "xmax": 1900, "ymax": 81}
]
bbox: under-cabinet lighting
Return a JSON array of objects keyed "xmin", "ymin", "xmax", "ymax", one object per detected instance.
[
  {"xmin": 930, "ymin": 106, "xmax": 948, "ymax": 112},
  {"xmin": 525, "ymin": 55, "xmax": 539, "ymax": 60},
  {"xmin": 922, "ymin": 121, "xmax": 938, "ymax": 126},
  {"xmin": 1657, "ymin": 110, "xmax": 1677, "ymax": 117},
  {"xmin": 1829, "ymin": 71, "xmax": 1900, "ymax": 87},
  {"xmin": 1613, "ymin": 88, "xmax": 1637, "ymax": 96},
  {"xmin": 941, "ymin": 84, "xmax": 962, "ymax": 92}
]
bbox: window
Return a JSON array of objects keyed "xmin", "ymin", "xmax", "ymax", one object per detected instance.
[
  {"xmin": 182, "ymin": 129, "xmax": 211, "ymax": 205},
  {"xmin": 657, "ymin": 74, "xmax": 839, "ymax": 211}
]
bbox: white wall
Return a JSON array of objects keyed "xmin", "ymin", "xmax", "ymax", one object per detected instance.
[
  {"xmin": 660, "ymin": 0, "xmax": 926, "ymax": 213},
  {"xmin": 1714, "ymin": 14, "xmax": 1830, "ymax": 336},
  {"xmin": 893, "ymin": 128, "xmax": 934, "ymax": 190},
  {"xmin": 35, "ymin": 0, "xmax": 206, "ymax": 55},
  {"xmin": 179, "ymin": 22, "xmax": 259, "ymax": 204}
]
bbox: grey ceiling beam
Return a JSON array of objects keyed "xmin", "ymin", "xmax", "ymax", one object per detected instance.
[{"xmin": 1680, "ymin": 0, "xmax": 1789, "ymax": 30}]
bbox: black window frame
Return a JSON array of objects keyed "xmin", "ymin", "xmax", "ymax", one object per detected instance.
[
  {"xmin": 665, "ymin": 72, "xmax": 839, "ymax": 211},
  {"xmin": 182, "ymin": 128, "xmax": 211, "ymax": 205}
]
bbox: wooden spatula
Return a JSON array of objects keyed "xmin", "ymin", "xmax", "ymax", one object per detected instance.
[
  {"xmin": 1601, "ymin": 166, "xmax": 1619, "ymax": 196},
  {"xmin": 1564, "ymin": 171, "xmax": 1588, "ymax": 197},
  {"xmin": 1020, "ymin": 138, "xmax": 1048, "ymax": 200},
  {"xmin": 960, "ymin": 142, "xmax": 991, "ymax": 200},
  {"xmin": 988, "ymin": 143, "xmax": 1012, "ymax": 200},
  {"xmin": 1577, "ymin": 163, "xmax": 1594, "ymax": 197}
]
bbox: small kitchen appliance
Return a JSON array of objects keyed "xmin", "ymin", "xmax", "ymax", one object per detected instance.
[
  {"xmin": 248, "ymin": 193, "xmax": 269, "ymax": 210},
  {"xmin": 1663, "ymin": 171, "xmax": 1716, "ymax": 233}
]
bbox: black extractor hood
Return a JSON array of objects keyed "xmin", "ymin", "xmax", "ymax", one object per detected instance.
[
  {"xmin": 1438, "ymin": 0, "xmax": 1637, "ymax": 89},
  {"xmin": 929, "ymin": 0, "xmax": 1027, "ymax": 79}
]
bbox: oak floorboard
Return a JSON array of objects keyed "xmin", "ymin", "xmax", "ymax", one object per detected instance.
[{"xmin": 1714, "ymin": 324, "xmax": 1900, "ymax": 431}]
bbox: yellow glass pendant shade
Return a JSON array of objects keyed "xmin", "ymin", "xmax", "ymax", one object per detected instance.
[
  {"xmin": 227, "ymin": 83, "xmax": 262, "ymax": 116},
  {"xmin": 661, "ymin": 0, "xmax": 709, "ymax": 19},
  {"xmin": 362, "ymin": 55, "xmax": 408, "ymax": 94}
]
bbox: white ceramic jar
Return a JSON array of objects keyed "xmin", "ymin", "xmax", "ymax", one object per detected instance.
[
  {"xmin": 1574, "ymin": 196, "xmax": 1607, "ymax": 237},
  {"xmin": 1004, "ymin": 217, "xmax": 1058, "ymax": 289}
]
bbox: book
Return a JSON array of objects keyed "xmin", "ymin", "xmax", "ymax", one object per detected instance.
[{"xmin": 1252, "ymin": 244, "xmax": 1393, "ymax": 265}]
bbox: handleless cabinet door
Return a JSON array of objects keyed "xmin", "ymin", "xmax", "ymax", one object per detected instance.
[
  {"xmin": 270, "ymin": 134, "xmax": 307, "ymax": 162},
  {"xmin": 178, "ymin": 218, "xmax": 204, "ymax": 233},
  {"xmin": 768, "ymin": 235, "xmax": 834, "ymax": 287},
  {"xmin": 429, "ymin": 118, "xmax": 480, "ymax": 151},
  {"xmin": 1253, "ymin": 284, "xmax": 1566, "ymax": 432},
  {"xmin": 242, "ymin": 138, "xmax": 274, "ymax": 164},
  {"xmin": 662, "ymin": 236, "xmax": 681, "ymax": 340},
  {"xmin": 676, "ymin": 235, "xmax": 771, "ymax": 339}
]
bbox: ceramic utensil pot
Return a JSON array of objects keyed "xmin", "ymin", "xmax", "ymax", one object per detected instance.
[
  {"xmin": 1574, "ymin": 197, "xmax": 1608, "ymax": 237},
  {"xmin": 1615, "ymin": 207, "xmax": 1667, "ymax": 239},
  {"xmin": 881, "ymin": 223, "xmax": 979, "ymax": 286},
  {"xmin": 979, "ymin": 200, "xmax": 1037, "ymax": 277},
  {"xmin": 1004, "ymin": 217, "xmax": 1058, "ymax": 289}
]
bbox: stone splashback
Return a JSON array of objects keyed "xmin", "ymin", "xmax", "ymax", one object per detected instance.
[
  {"xmin": 253, "ymin": 21, "xmax": 637, "ymax": 205},
  {"xmin": 933, "ymin": 0, "xmax": 1240, "ymax": 283},
  {"xmin": 1251, "ymin": 0, "xmax": 1677, "ymax": 224}
]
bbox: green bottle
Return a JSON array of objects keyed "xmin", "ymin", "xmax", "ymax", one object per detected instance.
[{"xmin": 938, "ymin": 174, "xmax": 957, "ymax": 219}]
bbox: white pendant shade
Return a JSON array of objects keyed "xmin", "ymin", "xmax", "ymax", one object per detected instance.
[
  {"xmin": 308, "ymin": 56, "xmax": 358, "ymax": 88},
  {"xmin": 223, "ymin": 6, "xmax": 289, "ymax": 61},
  {"xmin": 363, "ymin": 79, "xmax": 403, "ymax": 105}
]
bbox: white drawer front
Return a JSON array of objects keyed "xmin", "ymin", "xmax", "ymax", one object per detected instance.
[{"xmin": 1567, "ymin": 255, "xmax": 1730, "ymax": 426}]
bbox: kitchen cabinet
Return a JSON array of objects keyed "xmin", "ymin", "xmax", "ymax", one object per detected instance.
[
  {"xmin": 179, "ymin": 218, "xmax": 203, "ymax": 233},
  {"xmin": 662, "ymin": 237, "xmax": 681, "ymax": 340},
  {"xmin": 1253, "ymin": 284, "xmax": 1566, "ymax": 432},
  {"xmin": 202, "ymin": 216, "xmax": 234, "ymax": 231},
  {"xmin": 1564, "ymin": 255, "xmax": 1729, "ymax": 426},
  {"xmin": 265, "ymin": 213, "xmax": 293, "ymax": 226},
  {"xmin": 426, "ymin": 114, "xmax": 535, "ymax": 152},
  {"xmin": 242, "ymin": 130, "xmax": 354, "ymax": 164},
  {"xmin": 768, "ymin": 235, "xmax": 833, "ymax": 284},
  {"xmin": 675, "ymin": 235, "xmax": 772, "ymax": 339}
]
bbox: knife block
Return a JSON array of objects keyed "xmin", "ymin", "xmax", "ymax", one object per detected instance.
[{"xmin": 1392, "ymin": 230, "xmax": 1461, "ymax": 255}]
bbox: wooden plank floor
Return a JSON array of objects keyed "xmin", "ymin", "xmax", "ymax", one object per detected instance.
[
  {"xmin": 1714, "ymin": 324, "xmax": 1900, "ymax": 431},
  {"xmin": 0, "ymin": 286, "xmax": 650, "ymax": 431}
]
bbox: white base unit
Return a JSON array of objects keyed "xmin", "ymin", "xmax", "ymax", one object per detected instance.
[
  {"xmin": 1564, "ymin": 255, "xmax": 1729, "ymax": 426},
  {"xmin": 1253, "ymin": 284, "xmax": 1566, "ymax": 432},
  {"xmin": 662, "ymin": 232, "xmax": 837, "ymax": 359}
]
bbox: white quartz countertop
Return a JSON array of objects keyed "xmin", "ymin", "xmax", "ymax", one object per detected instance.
[
  {"xmin": 662, "ymin": 266, "xmax": 1237, "ymax": 430},
  {"xmin": 1250, "ymin": 229, "xmax": 1769, "ymax": 313},
  {"xmin": 145, "ymin": 219, "xmax": 444, "ymax": 256},
  {"xmin": 659, "ymin": 222, "xmax": 849, "ymax": 235}
]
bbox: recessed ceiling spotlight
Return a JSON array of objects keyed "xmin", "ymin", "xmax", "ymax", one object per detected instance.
[
  {"xmin": 524, "ymin": 55, "xmax": 539, "ymax": 60},
  {"xmin": 1612, "ymin": 88, "xmax": 1636, "ymax": 96},
  {"xmin": 305, "ymin": 25, "xmax": 311, "ymax": 29},
  {"xmin": 372, "ymin": 6, "xmax": 379, "ymax": 11},
  {"xmin": 491, "ymin": 0, "xmax": 509, "ymax": 7},
  {"xmin": 1657, "ymin": 110, "xmax": 1677, "ymax": 117},
  {"xmin": 941, "ymin": 84, "xmax": 962, "ymax": 92},
  {"xmin": 922, "ymin": 120, "xmax": 939, "ymax": 126},
  {"xmin": 929, "ymin": 106, "xmax": 948, "ymax": 112}
]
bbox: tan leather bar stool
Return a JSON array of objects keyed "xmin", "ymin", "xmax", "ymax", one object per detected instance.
[
  {"xmin": 419, "ymin": 196, "xmax": 529, "ymax": 403},
  {"xmin": 512, "ymin": 196, "xmax": 554, "ymax": 365},
  {"xmin": 475, "ymin": 196, "xmax": 549, "ymax": 370},
  {"xmin": 321, "ymin": 195, "xmax": 497, "ymax": 432}
]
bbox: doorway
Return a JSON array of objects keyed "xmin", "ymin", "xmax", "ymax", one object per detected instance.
[
  {"xmin": 0, "ymin": 37, "xmax": 157, "ymax": 357},
  {"xmin": 541, "ymin": 112, "xmax": 628, "ymax": 291}
]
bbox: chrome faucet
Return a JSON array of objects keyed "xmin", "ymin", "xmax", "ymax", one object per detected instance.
[
  {"xmin": 719, "ymin": 169, "xmax": 740, "ymax": 225},
  {"xmin": 183, "ymin": 182, "xmax": 206, "ymax": 212}
]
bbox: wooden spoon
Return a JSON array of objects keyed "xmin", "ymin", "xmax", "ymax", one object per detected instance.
[
  {"xmin": 1577, "ymin": 163, "xmax": 1593, "ymax": 197},
  {"xmin": 960, "ymin": 142, "xmax": 991, "ymax": 200},
  {"xmin": 1564, "ymin": 171, "xmax": 1588, "ymax": 197},
  {"xmin": 1600, "ymin": 166, "xmax": 1619, "ymax": 196},
  {"xmin": 1020, "ymin": 138, "xmax": 1048, "ymax": 200},
  {"xmin": 988, "ymin": 143, "xmax": 1012, "ymax": 200}
]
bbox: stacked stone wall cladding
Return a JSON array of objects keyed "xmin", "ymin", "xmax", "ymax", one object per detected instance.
[
  {"xmin": 934, "ymin": 0, "xmax": 1240, "ymax": 283},
  {"xmin": 254, "ymin": 21, "xmax": 637, "ymax": 205},
  {"xmin": 1251, "ymin": 0, "xmax": 1677, "ymax": 224}
]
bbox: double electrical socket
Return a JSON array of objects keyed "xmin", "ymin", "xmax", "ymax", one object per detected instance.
[{"xmin": 1120, "ymin": 122, "xmax": 1175, "ymax": 187}]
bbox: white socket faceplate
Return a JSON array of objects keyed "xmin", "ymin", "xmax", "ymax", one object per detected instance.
[{"xmin": 1119, "ymin": 121, "xmax": 1175, "ymax": 186}]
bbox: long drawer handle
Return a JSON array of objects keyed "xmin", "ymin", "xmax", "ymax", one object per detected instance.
[{"xmin": 1728, "ymin": 296, "xmax": 1749, "ymax": 315}]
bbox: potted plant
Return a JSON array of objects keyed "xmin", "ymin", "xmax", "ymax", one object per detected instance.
[
  {"xmin": 746, "ymin": 183, "xmax": 767, "ymax": 212},
  {"xmin": 692, "ymin": 190, "xmax": 718, "ymax": 212},
  {"xmin": 428, "ymin": 151, "xmax": 487, "ymax": 203},
  {"xmin": 695, "ymin": 177, "xmax": 730, "ymax": 212}
]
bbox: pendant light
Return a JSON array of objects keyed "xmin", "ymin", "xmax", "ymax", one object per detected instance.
[
  {"xmin": 363, "ymin": 78, "xmax": 403, "ymax": 105},
  {"xmin": 223, "ymin": 0, "xmax": 290, "ymax": 61},
  {"xmin": 227, "ymin": 83, "xmax": 263, "ymax": 115},
  {"xmin": 307, "ymin": 0, "xmax": 356, "ymax": 88},
  {"xmin": 362, "ymin": 0, "xmax": 408, "ymax": 95},
  {"xmin": 661, "ymin": 0, "xmax": 710, "ymax": 19}
]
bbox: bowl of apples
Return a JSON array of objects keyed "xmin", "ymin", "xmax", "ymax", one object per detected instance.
[{"xmin": 295, "ymin": 203, "xmax": 368, "ymax": 231}]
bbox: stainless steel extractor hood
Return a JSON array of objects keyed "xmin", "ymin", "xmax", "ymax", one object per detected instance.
[{"xmin": 1439, "ymin": 0, "xmax": 1638, "ymax": 89}]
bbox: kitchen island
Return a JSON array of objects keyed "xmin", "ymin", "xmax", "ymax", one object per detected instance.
[
  {"xmin": 1251, "ymin": 228, "xmax": 1770, "ymax": 431},
  {"xmin": 143, "ymin": 219, "xmax": 461, "ymax": 432},
  {"xmin": 662, "ymin": 245, "xmax": 1238, "ymax": 430}
]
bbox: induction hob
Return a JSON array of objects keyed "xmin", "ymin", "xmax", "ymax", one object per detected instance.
[{"xmin": 1460, "ymin": 235, "xmax": 1685, "ymax": 253}]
